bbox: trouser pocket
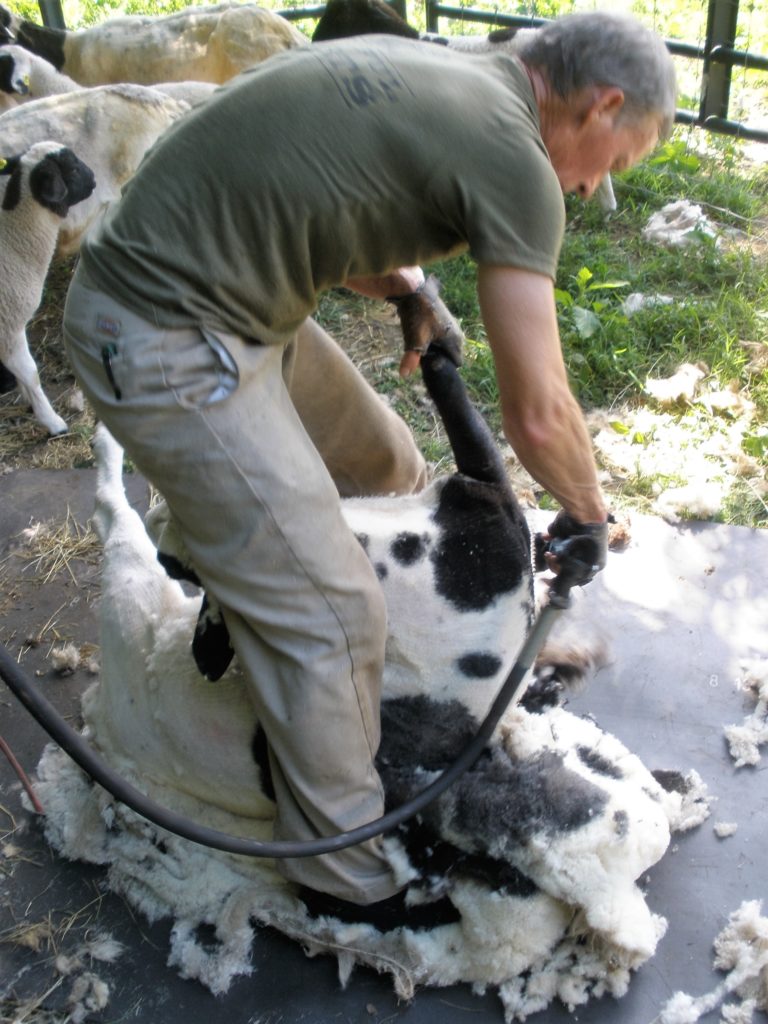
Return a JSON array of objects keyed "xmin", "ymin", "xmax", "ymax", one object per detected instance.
[
  {"xmin": 160, "ymin": 326, "xmax": 239, "ymax": 410},
  {"xmin": 64, "ymin": 270, "xmax": 240, "ymax": 412}
]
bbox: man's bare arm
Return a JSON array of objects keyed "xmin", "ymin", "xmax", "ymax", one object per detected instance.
[{"xmin": 477, "ymin": 263, "xmax": 607, "ymax": 525}]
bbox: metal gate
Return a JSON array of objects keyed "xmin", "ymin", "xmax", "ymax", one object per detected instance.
[
  {"xmin": 29, "ymin": 0, "xmax": 768, "ymax": 144},
  {"xmin": 421, "ymin": 0, "xmax": 768, "ymax": 143}
]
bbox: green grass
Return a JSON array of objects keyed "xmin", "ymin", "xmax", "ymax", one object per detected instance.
[
  {"xmin": 318, "ymin": 131, "xmax": 768, "ymax": 528},
  {"xmin": 414, "ymin": 129, "xmax": 768, "ymax": 527}
]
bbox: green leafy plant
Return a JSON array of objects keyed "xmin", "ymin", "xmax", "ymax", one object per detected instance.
[
  {"xmin": 648, "ymin": 139, "xmax": 702, "ymax": 174},
  {"xmin": 743, "ymin": 426, "xmax": 768, "ymax": 459},
  {"xmin": 554, "ymin": 266, "xmax": 629, "ymax": 340}
]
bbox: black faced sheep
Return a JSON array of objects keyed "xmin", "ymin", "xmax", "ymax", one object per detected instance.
[
  {"xmin": 0, "ymin": 43, "xmax": 79, "ymax": 112},
  {"xmin": 0, "ymin": 83, "xmax": 189, "ymax": 256},
  {"xmin": 0, "ymin": 84, "xmax": 191, "ymax": 433},
  {"xmin": 0, "ymin": 1, "xmax": 308, "ymax": 87},
  {"xmin": 29, "ymin": 347, "xmax": 703, "ymax": 1020},
  {"xmin": 0, "ymin": 140, "xmax": 94, "ymax": 435}
]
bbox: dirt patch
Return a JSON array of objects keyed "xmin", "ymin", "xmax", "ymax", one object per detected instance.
[{"xmin": 0, "ymin": 257, "xmax": 95, "ymax": 474}]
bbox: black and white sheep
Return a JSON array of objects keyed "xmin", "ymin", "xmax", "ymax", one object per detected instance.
[
  {"xmin": 0, "ymin": 43, "xmax": 78, "ymax": 111},
  {"xmin": 0, "ymin": 84, "xmax": 190, "ymax": 433},
  {"xmin": 0, "ymin": 83, "xmax": 189, "ymax": 255},
  {"xmin": 0, "ymin": 140, "xmax": 94, "ymax": 435},
  {"xmin": 31, "ymin": 348, "xmax": 697, "ymax": 1018},
  {"xmin": 82, "ymin": 346, "xmax": 548, "ymax": 814},
  {"xmin": 0, "ymin": 1, "xmax": 308, "ymax": 87},
  {"xmin": 311, "ymin": 0, "xmax": 617, "ymax": 211}
]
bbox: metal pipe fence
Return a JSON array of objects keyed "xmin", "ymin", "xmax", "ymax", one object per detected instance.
[
  {"xmin": 30, "ymin": 0, "xmax": 768, "ymax": 143},
  {"xmin": 421, "ymin": 1, "xmax": 767, "ymax": 143}
]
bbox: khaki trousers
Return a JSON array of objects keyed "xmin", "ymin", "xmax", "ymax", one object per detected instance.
[{"xmin": 63, "ymin": 265, "xmax": 426, "ymax": 902}]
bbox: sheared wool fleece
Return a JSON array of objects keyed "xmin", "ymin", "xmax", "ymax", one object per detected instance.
[
  {"xmin": 724, "ymin": 659, "xmax": 768, "ymax": 768},
  {"xmin": 35, "ymin": 706, "xmax": 711, "ymax": 1022},
  {"xmin": 658, "ymin": 900, "xmax": 768, "ymax": 1023},
  {"xmin": 30, "ymin": 422, "xmax": 716, "ymax": 1021}
]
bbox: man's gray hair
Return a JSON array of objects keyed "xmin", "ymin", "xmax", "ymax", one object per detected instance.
[{"xmin": 516, "ymin": 12, "xmax": 677, "ymax": 138}]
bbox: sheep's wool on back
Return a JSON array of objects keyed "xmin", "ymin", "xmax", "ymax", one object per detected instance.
[{"xmin": 30, "ymin": 428, "xmax": 713, "ymax": 1022}]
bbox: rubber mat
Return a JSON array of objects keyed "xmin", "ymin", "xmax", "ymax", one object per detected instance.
[{"xmin": 1, "ymin": 468, "xmax": 766, "ymax": 1024}]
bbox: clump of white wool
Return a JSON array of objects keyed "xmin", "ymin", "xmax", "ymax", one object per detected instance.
[
  {"xmin": 662, "ymin": 769, "xmax": 712, "ymax": 833},
  {"xmin": 652, "ymin": 482, "xmax": 726, "ymax": 525},
  {"xmin": 51, "ymin": 643, "xmax": 81, "ymax": 674},
  {"xmin": 622, "ymin": 292, "xmax": 675, "ymax": 316},
  {"xmin": 658, "ymin": 900, "xmax": 768, "ymax": 1023},
  {"xmin": 714, "ymin": 822, "xmax": 739, "ymax": 839},
  {"xmin": 642, "ymin": 200, "xmax": 720, "ymax": 248},
  {"xmin": 587, "ymin": 363, "xmax": 759, "ymax": 524},
  {"xmin": 644, "ymin": 362, "xmax": 707, "ymax": 406},
  {"xmin": 724, "ymin": 660, "xmax": 768, "ymax": 768},
  {"xmin": 54, "ymin": 932, "xmax": 125, "ymax": 976},
  {"xmin": 67, "ymin": 971, "xmax": 110, "ymax": 1024}
]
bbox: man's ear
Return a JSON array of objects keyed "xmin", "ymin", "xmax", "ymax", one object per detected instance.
[{"xmin": 588, "ymin": 85, "xmax": 625, "ymax": 121}]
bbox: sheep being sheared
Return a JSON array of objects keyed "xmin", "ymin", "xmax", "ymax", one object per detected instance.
[{"xmin": 33, "ymin": 349, "xmax": 706, "ymax": 1020}]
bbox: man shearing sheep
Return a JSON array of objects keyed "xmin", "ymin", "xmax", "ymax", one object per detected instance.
[{"xmin": 63, "ymin": 10, "xmax": 676, "ymax": 927}]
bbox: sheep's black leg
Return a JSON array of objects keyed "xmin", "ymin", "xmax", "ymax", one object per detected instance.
[{"xmin": 420, "ymin": 347, "xmax": 508, "ymax": 488}]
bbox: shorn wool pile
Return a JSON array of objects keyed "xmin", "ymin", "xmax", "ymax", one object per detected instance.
[
  {"xmin": 724, "ymin": 659, "xmax": 768, "ymax": 769},
  {"xmin": 658, "ymin": 900, "xmax": 768, "ymax": 1023},
  {"xmin": 31, "ymin": 352, "xmax": 715, "ymax": 1022}
]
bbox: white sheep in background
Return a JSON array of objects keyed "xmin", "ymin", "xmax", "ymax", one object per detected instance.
[
  {"xmin": 0, "ymin": 1, "xmax": 308, "ymax": 87},
  {"xmin": 311, "ymin": 0, "xmax": 617, "ymax": 211},
  {"xmin": 144, "ymin": 79, "xmax": 219, "ymax": 107},
  {"xmin": 0, "ymin": 42, "xmax": 218, "ymax": 111},
  {"xmin": 0, "ymin": 43, "xmax": 78, "ymax": 111},
  {"xmin": 0, "ymin": 140, "xmax": 94, "ymax": 435}
]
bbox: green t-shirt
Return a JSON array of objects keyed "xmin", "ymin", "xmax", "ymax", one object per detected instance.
[{"xmin": 81, "ymin": 35, "xmax": 565, "ymax": 345}]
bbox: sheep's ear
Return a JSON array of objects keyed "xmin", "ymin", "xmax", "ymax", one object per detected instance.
[{"xmin": 29, "ymin": 152, "xmax": 70, "ymax": 214}]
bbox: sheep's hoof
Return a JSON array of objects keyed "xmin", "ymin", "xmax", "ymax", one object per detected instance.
[{"xmin": 47, "ymin": 418, "xmax": 70, "ymax": 437}]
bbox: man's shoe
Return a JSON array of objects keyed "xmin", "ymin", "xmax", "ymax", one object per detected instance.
[{"xmin": 297, "ymin": 885, "xmax": 460, "ymax": 932}]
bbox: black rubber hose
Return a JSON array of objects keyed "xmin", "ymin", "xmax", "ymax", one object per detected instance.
[{"xmin": 0, "ymin": 587, "xmax": 570, "ymax": 859}]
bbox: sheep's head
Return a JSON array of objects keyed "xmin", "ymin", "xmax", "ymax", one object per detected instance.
[
  {"xmin": 1, "ymin": 143, "xmax": 95, "ymax": 215},
  {"xmin": 0, "ymin": 47, "xmax": 30, "ymax": 96},
  {"xmin": 0, "ymin": 142, "xmax": 93, "ymax": 218}
]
